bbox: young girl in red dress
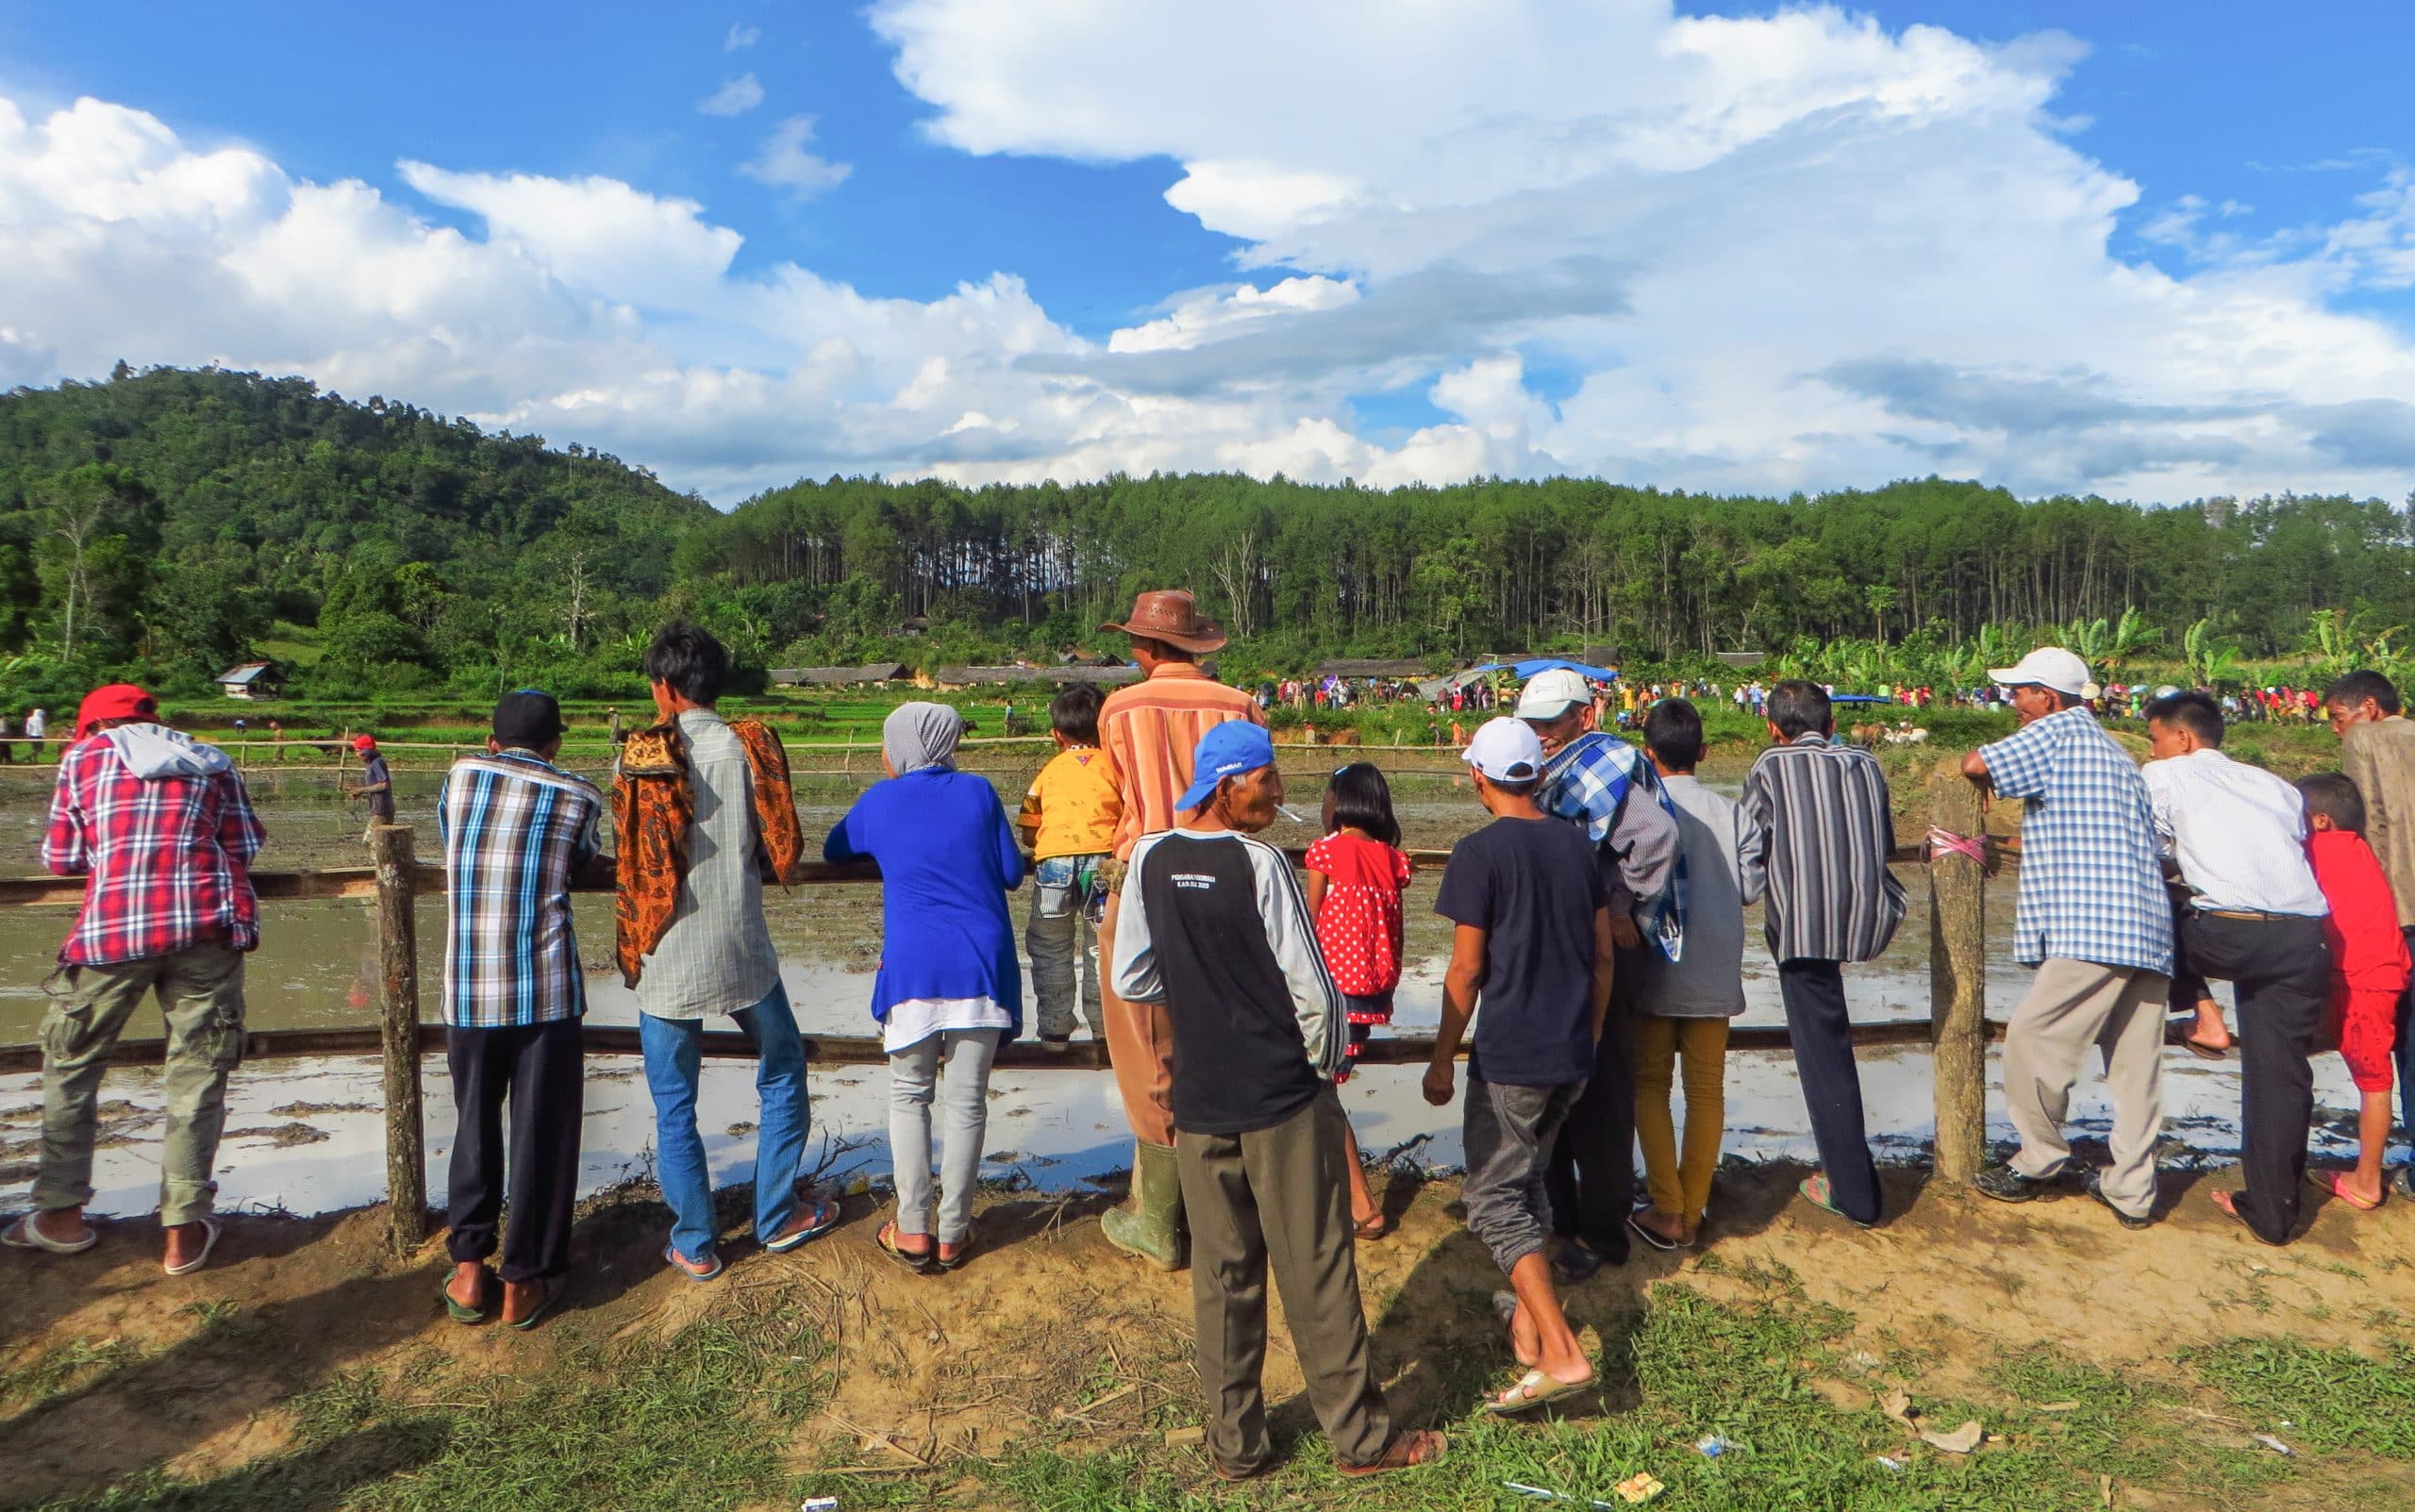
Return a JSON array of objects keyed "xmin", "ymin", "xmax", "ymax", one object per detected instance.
[{"xmin": 1305, "ymin": 762, "xmax": 1412, "ymax": 1239}]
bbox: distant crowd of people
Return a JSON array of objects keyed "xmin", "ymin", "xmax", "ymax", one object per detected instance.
[{"xmin": 8, "ymin": 593, "xmax": 2413, "ymax": 1481}]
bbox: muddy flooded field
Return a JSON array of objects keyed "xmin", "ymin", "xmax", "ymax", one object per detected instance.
[{"xmin": 0, "ymin": 760, "xmax": 2378, "ymax": 1221}]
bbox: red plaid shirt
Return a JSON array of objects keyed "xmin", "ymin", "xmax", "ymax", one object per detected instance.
[{"xmin": 42, "ymin": 731, "xmax": 267, "ymax": 966}]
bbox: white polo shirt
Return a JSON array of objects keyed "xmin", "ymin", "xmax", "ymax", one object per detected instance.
[{"xmin": 2142, "ymin": 749, "xmax": 2328, "ymax": 917}]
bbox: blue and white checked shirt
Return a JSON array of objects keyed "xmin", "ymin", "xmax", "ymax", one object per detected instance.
[
  {"xmin": 438, "ymin": 749, "xmax": 605, "ymax": 1028},
  {"xmin": 1977, "ymin": 707, "xmax": 2173, "ymax": 975},
  {"xmin": 1539, "ymin": 731, "xmax": 1686, "ymax": 962}
]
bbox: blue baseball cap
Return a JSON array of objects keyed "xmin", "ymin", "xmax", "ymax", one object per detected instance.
[{"xmin": 1175, "ymin": 722, "xmax": 1276, "ymax": 812}]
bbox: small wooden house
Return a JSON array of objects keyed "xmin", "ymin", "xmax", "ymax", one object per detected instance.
[{"xmin": 215, "ymin": 661, "xmax": 283, "ymax": 700}]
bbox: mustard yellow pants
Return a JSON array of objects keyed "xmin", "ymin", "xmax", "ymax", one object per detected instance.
[{"xmin": 1632, "ymin": 1014, "xmax": 1730, "ymax": 1222}]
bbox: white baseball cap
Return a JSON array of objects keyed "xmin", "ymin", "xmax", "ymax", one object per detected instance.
[
  {"xmin": 1466, "ymin": 717, "xmax": 1546, "ymax": 783},
  {"xmin": 1987, "ymin": 647, "xmax": 2091, "ymax": 698},
  {"xmin": 1513, "ymin": 667, "xmax": 1594, "ymax": 720}
]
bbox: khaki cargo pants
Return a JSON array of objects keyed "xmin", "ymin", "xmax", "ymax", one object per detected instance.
[{"xmin": 37, "ymin": 942, "xmax": 247, "ymax": 1226}]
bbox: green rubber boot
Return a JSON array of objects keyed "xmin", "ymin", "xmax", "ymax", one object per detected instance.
[{"xmin": 1100, "ymin": 1140, "xmax": 1188, "ymax": 1271}]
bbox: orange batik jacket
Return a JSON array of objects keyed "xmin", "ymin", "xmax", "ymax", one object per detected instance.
[{"xmin": 611, "ymin": 716, "xmax": 807, "ymax": 987}]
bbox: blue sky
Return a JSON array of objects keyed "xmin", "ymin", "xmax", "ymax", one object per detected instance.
[{"xmin": 1, "ymin": 1, "xmax": 2409, "ymax": 504}]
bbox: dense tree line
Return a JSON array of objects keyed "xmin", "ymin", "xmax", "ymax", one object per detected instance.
[{"xmin": 2, "ymin": 366, "xmax": 2409, "ymax": 699}]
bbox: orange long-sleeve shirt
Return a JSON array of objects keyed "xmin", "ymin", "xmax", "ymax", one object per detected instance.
[{"xmin": 1099, "ymin": 663, "xmax": 1266, "ymax": 859}]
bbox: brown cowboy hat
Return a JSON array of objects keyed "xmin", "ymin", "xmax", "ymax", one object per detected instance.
[{"xmin": 1099, "ymin": 589, "xmax": 1227, "ymax": 654}]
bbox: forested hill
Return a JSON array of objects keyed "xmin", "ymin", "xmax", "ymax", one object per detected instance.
[
  {"xmin": 0, "ymin": 366, "xmax": 711, "ymax": 694},
  {"xmin": 1, "ymin": 364, "xmax": 2410, "ymax": 703}
]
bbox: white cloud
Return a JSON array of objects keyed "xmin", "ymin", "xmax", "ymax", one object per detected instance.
[
  {"xmin": 738, "ymin": 115, "xmax": 851, "ymax": 200},
  {"xmin": 697, "ymin": 73, "xmax": 764, "ymax": 117},
  {"xmin": 724, "ymin": 23, "xmax": 759, "ymax": 51},
  {"xmin": 8, "ymin": 0, "xmax": 2415, "ymax": 506}
]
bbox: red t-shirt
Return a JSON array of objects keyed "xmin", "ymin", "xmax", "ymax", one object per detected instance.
[{"xmin": 1305, "ymin": 829, "xmax": 1411, "ymax": 997}]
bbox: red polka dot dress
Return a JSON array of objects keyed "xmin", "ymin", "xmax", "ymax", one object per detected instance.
[{"xmin": 1305, "ymin": 830, "xmax": 1412, "ymax": 1084}]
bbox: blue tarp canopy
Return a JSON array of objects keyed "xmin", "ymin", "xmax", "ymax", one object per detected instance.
[
  {"xmin": 1470, "ymin": 658, "xmax": 1620, "ymax": 682},
  {"xmin": 1830, "ymin": 693, "xmax": 1890, "ymax": 704}
]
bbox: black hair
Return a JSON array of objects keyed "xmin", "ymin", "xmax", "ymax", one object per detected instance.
[
  {"xmin": 1049, "ymin": 682, "xmax": 1104, "ymax": 744},
  {"xmin": 1323, "ymin": 761, "xmax": 1402, "ymax": 847},
  {"xmin": 2325, "ymin": 670, "xmax": 2403, "ymax": 716},
  {"xmin": 2297, "ymin": 772, "xmax": 2367, "ymax": 834},
  {"xmin": 2145, "ymin": 689, "xmax": 2224, "ymax": 747},
  {"xmin": 1644, "ymin": 698, "xmax": 1705, "ymax": 771},
  {"xmin": 642, "ymin": 622, "xmax": 728, "ymax": 706},
  {"xmin": 1484, "ymin": 773, "xmax": 1541, "ymax": 800},
  {"xmin": 1768, "ymin": 680, "xmax": 1832, "ymax": 740}
]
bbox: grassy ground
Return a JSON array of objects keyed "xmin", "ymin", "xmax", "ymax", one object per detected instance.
[{"xmin": 8, "ymin": 1163, "xmax": 2414, "ymax": 1512}]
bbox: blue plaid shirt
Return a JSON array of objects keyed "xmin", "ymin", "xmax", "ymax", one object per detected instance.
[
  {"xmin": 438, "ymin": 750, "xmax": 604, "ymax": 1028},
  {"xmin": 1977, "ymin": 707, "xmax": 2173, "ymax": 974},
  {"xmin": 1539, "ymin": 731, "xmax": 1687, "ymax": 962}
]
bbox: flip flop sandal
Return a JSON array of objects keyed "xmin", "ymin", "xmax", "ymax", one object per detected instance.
[
  {"xmin": 3, "ymin": 1213, "xmax": 99, "ymax": 1254},
  {"xmin": 443, "ymin": 1271, "xmax": 494, "ymax": 1324},
  {"xmin": 1485, "ymin": 1368, "xmax": 1595, "ymax": 1417},
  {"xmin": 1337, "ymin": 1429, "xmax": 1449, "ymax": 1477},
  {"xmin": 764, "ymin": 1195, "xmax": 842, "ymax": 1253},
  {"xmin": 163, "ymin": 1218, "xmax": 223, "ymax": 1276},
  {"xmin": 934, "ymin": 1236, "xmax": 976, "ymax": 1272},
  {"xmin": 876, "ymin": 1221, "xmax": 937, "ymax": 1275},
  {"xmin": 507, "ymin": 1276, "xmax": 569, "ymax": 1332},
  {"xmin": 2208, "ymin": 1190, "xmax": 2290, "ymax": 1247},
  {"xmin": 2164, "ymin": 1020, "xmax": 2229, "ymax": 1059},
  {"xmin": 1627, "ymin": 1211, "xmax": 1683, "ymax": 1253},
  {"xmin": 1354, "ymin": 1213, "xmax": 1390, "ymax": 1240},
  {"xmin": 2307, "ymin": 1170, "xmax": 2383, "ymax": 1213},
  {"xmin": 1798, "ymin": 1175, "xmax": 1876, "ymax": 1229},
  {"xmin": 663, "ymin": 1242, "xmax": 724, "ymax": 1283}
]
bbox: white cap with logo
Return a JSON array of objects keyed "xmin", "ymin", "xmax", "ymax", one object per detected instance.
[
  {"xmin": 1987, "ymin": 647, "xmax": 2094, "ymax": 698},
  {"xmin": 1512, "ymin": 667, "xmax": 1594, "ymax": 721},
  {"xmin": 1465, "ymin": 716, "xmax": 1547, "ymax": 783}
]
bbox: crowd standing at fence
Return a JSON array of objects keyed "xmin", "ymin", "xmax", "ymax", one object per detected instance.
[{"xmin": 10, "ymin": 598, "xmax": 2415, "ymax": 1480}]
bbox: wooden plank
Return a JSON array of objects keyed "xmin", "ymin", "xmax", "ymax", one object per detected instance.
[
  {"xmin": 1926, "ymin": 756, "xmax": 1990, "ymax": 1183},
  {"xmin": 0, "ymin": 1014, "xmax": 2002, "ymax": 1076}
]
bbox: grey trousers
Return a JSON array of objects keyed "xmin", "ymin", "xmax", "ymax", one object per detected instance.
[
  {"xmin": 1176, "ymin": 1090, "xmax": 1394, "ymax": 1474},
  {"xmin": 37, "ymin": 943, "xmax": 247, "ymax": 1225},
  {"xmin": 1465, "ymin": 1074, "xmax": 1588, "ymax": 1272},
  {"xmin": 2002, "ymin": 958, "xmax": 2170, "ymax": 1217},
  {"xmin": 1025, "ymin": 856, "xmax": 1105, "ymax": 1041},
  {"xmin": 888, "ymin": 1028, "xmax": 1000, "ymax": 1243}
]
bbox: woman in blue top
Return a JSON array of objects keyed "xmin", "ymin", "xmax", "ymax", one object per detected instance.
[{"xmin": 825, "ymin": 703, "xmax": 1024, "ymax": 1272}]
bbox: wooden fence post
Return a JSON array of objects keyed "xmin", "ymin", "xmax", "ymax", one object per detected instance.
[
  {"xmin": 1927, "ymin": 756, "xmax": 1988, "ymax": 1183},
  {"xmin": 372, "ymin": 823, "xmax": 427, "ymax": 1254}
]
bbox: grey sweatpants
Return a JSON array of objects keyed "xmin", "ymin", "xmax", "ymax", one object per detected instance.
[
  {"xmin": 2001, "ymin": 957, "xmax": 2170, "ymax": 1218},
  {"xmin": 1464, "ymin": 1074, "xmax": 1588, "ymax": 1273},
  {"xmin": 1025, "ymin": 855, "xmax": 1106, "ymax": 1041},
  {"xmin": 889, "ymin": 1028, "xmax": 1000, "ymax": 1243}
]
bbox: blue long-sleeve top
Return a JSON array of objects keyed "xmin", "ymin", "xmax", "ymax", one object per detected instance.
[{"xmin": 824, "ymin": 767, "xmax": 1026, "ymax": 1037}]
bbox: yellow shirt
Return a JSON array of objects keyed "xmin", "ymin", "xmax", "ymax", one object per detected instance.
[{"xmin": 1018, "ymin": 747, "xmax": 1122, "ymax": 860}]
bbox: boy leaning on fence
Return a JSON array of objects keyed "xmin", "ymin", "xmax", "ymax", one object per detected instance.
[
  {"xmin": 6, "ymin": 684, "xmax": 264, "ymax": 1275},
  {"xmin": 437, "ymin": 691, "xmax": 605, "ymax": 1331},
  {"xmin": 1014, "ymin": 682, "xmax": 1121, "ymax": 1051}
]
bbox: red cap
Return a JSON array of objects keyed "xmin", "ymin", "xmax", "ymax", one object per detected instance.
[
  {"xmin": 352, "ymin": 734, "xmax": 377, "ymax": 752},
  {"xmin": 75, "ymin": 684, "xmax": 157, "ymax": 739}
]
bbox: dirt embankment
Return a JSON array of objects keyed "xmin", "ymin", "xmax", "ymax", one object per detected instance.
[{"xmin": 4, "ymin": 1156, "xmax": 2410, "ymax": 1508}]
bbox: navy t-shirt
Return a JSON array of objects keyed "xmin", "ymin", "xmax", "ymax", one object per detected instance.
[{"xmin": 1434, "ymin": 814, "xmax": 1607, "ymax": 1087}]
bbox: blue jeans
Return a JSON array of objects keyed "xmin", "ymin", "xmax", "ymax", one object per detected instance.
[{"xmin": 639, "ymin": 981, "xmax": 810, "ymax": 1263}]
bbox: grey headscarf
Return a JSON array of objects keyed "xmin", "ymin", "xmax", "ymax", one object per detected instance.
[{"xmin": 884, "ymin": 701, "xmax": 966, "ymax": 774}]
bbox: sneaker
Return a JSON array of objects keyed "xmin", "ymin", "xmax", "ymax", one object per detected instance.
[
  {"xmin": 2400, "ymin": 1166, "xmax": 2415, "ymax": 1203},
  {"xmin": 1972, "ymin": 1162, "xmax": 2057, "ymax": 1204},
  {"xmin": 2084, "ymin": 1171, "xmax": 2154, "ymax": 1230}
]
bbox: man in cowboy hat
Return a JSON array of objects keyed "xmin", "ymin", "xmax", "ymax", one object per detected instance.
[{"xmin": 1093, "ymin": 589, "xmax": 1266, "ymax": 1269}]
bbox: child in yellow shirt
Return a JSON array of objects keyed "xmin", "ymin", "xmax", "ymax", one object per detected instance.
[{"xmin": 1016, "ymin": 684, "xmax": 1123, "ymax": 1050}]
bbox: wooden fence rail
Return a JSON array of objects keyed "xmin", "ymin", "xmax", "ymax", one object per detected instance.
[{"xmin": 0, "ymin": 756, "xmax": 2002, "ymax": 1254}]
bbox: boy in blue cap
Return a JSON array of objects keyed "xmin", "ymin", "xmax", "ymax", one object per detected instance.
[{"xmin": 1114, "ymin": 722, "xmax": 1444, "ymax": 1482}]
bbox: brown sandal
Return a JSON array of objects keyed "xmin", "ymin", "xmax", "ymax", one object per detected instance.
[
  {"xmin": 876, "ymin": 1220, "xmax": 937, "ymax": 1274},
  {"xmin": 1354, "ymin": 1212, "xmax": 1389, "ymax": 1240},
  {"xmin": 1338, "ymin": 1429, "xmax": 1449, "ymax": 1476}
]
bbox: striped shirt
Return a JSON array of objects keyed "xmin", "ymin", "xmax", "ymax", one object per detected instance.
[
  {"xmin": 1099, "ymin": 663, "xmax": 1266, "ymax": 859},
  {"xmin": 1977, "ymin": 707, "xmax": 2174, "ymax": 974},
  {"xmin": 438, "ymin": 749, "xmax": 604, "ymax": 1028},
  {"xmin": 1740, "ymin": 733, "xmax": 1907, "ymax": 964}
]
